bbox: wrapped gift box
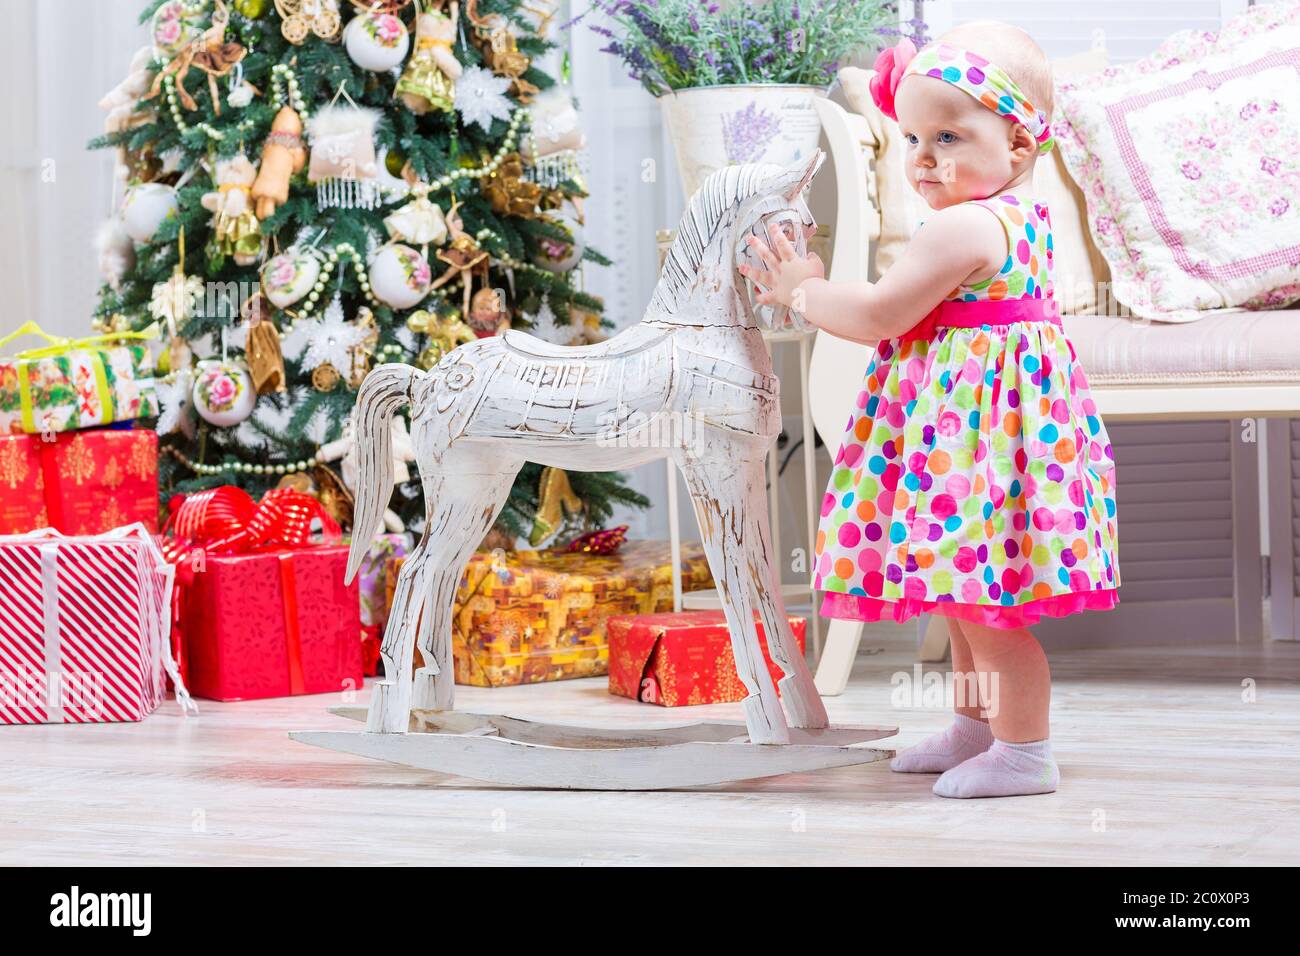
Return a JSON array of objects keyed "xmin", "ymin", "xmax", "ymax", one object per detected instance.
[
  {"xmin": 384, "ymin": 540, "xmax": 714, "ymax": 687},
  {"xmin": 607, "ymin": 610, "xmax": 806, "ymax": 707},
  {"xmin": 0, "ymin": 525, "xmax": 193, "ymax": 724},
  {"xmin": 178, "ymin": 544, "xmax": 362, "ymax": 701},
  {"xmin": 355, "ymin": 533, "xmax": 410, "ymax": 677},
  {"xmin": 0, "ymin": 429, "xmax": 158, "ymax": 535},
  {"xmin": 0, "ymin": 433, "xmax": 48, "ymax": 533},
  {"xmin": 0, "ymin": 324, "xmax": 158, "ymax": 435}
]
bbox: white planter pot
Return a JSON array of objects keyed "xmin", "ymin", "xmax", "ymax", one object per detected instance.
[{"xmin": 658, "ymin": 83, "xmax": 829, "ymax": 200}]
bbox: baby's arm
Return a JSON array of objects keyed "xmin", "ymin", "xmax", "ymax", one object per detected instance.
[{"xmin": 794, "ymin": 204, "xmax": 1008, "ymax": 345}]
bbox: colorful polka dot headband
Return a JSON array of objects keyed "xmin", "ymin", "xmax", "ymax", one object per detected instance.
[{"xmin": 869, "ymin": 38, "xmax": 1055, "ymax": 155}]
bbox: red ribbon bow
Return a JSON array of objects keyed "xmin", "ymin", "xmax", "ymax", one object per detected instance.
[
  {"xmin": 161, "ymin": 487, "xmax": 342, "ymax": 693},
  {"xmin": 162, "ymin": 486, "xmax": 340, "ymax": 559}
]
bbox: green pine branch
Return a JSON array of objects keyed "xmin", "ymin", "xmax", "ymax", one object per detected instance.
[{"xmin": 93, "ymin": 0, "xmax": 647, "ymax": 541}]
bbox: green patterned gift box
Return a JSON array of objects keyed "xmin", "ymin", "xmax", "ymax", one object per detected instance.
[{"xmin": 0, "ymin": 321, "xmax": 160, "ymax": 435}]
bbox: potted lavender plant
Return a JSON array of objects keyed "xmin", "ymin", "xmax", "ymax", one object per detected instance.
[{"xmin": 571, "ymin": 0, "xmax": 897, "ymax": 198}]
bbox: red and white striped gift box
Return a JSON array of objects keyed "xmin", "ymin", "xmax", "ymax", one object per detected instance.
[{"xmin": 0, "ymin": 524, "xmax": 195, "ymax": 725}]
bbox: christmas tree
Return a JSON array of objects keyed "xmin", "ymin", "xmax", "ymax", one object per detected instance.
[{"xmin": 90, "ymin": 0, "xmax": 649, "ymax": 544}]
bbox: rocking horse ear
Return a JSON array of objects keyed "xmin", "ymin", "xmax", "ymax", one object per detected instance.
[{"xmin": 782, "ymin": 149, "xmax": 826, "ymax": 202}]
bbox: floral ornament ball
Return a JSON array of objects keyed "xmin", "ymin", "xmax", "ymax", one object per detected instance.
[
  {"xmin": 261, "ymin": 249, "xmax": 322, "ymax": 309},
  {"xmin": 192, "ymin": 359, "xmax": 257, "ymax": 427},
  {"xmin": 151, "ymin": 0, "xmax": 208, "ymax": 58},
  {"xmin": 369, "ymin": 243, "xmax": 433, "ymax": 309},
  {"xmin": 529, "ymin": 210, "xmax": 586, "ymax": 272},
  {"xmin": 344, "ymin": 9, "xmax": 410, "ymax": 71}
]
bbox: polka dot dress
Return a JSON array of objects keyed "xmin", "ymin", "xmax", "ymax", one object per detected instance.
[{"xmin": 812, "ymin": 193, "xmax": 1121, "ymax": 630}]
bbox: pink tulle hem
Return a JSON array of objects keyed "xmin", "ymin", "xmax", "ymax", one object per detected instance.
[{"xmin": 819, "ymin": 588, "xmax": 1120, "ymax": 630}]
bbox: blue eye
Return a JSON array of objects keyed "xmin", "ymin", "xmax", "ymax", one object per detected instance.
[
  {"xmin": 905, "ymin": 133, "xmax": 917, "ymax": 145},
  {"xmin": 938, "ymin": 131, "xmax": 958, "ymax": 144}
]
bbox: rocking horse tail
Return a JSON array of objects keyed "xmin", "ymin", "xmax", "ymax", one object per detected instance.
[{"xmin": 345, "ymin": 363, "xmax": 418, "ymax": 585}]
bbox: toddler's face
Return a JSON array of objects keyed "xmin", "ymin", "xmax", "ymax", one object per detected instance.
[{"xmin": 894, "ymin": 75, "xmax": 1025, "ymax": 208}]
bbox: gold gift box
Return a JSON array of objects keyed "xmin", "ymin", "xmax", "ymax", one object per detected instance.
[{"xmin": 385, "ymin": 540, "xmax": 714, "ymax": 687}]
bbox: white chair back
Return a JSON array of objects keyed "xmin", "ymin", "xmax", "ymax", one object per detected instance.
[{"xmin": 808, "ymin": 95, "xmax": 877, "ymax": 457}]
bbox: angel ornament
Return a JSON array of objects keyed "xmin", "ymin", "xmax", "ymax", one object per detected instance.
[
  {"xmin": 395, "ymin": 2, "xmax": 462, "ymax": 115},
  {"xmin": 465, "ymin": 0, "xmax": 537, "ymax": 100},
  {"xmin": 202, "ymin": 153, "xmax": 262, "ymax": 265},
  {"xmin": 429, "ymin": 197, "xmax": 490, "ymax": 318},
  {"xmin": 383, "ymin": 176, "xmax": 448, "ymax": 256},
  {"xmin": 318, "ymin": 414, "xmax": 416, "ymax": 533}
]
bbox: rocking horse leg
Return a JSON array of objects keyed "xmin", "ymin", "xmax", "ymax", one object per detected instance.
[
  {"xmin": 742, "ymin": 458, "xmax": 830, "ymax": 729},
  {"xmin": 411, "ymin": 463, "xmax": 520, "ymax": 712},
  {"xmin": 680, "ymin": 450, "xmax": 790, "ymax": 745},
  {"xmin": 368, "ymin": 532, "xmax": 436, "ymax": 734}
]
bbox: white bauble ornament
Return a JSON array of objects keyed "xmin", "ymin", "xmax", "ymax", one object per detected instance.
[
  {"xmin": 192, "ymin": 359, "xmax": 257, "ymax": 427},
  {"xmin": 261, "ymin": 249, "xmax": 322, "ymax": 309},
  {"xmin": 120, "ymin": 182, "xmax": 179, "ymax": 243},
  {"xmin": 530, "ymin": 210, "xmax": 586, "ymax": 272},
  {"xmin": 343, "ymin": 10, "xmax": 410, "ymax": 71},
  {"xmin": 369, "ymin": 243, "xmax": 432, "ymax": 309}
]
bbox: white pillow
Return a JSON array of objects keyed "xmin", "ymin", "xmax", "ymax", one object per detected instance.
[{"xmin": 1055, "ymin": 3, "xmax": 1300, "ymax": 322}]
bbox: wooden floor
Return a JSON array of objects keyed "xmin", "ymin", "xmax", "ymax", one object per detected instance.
[{"xmin": 5, "ymin": 631, "xmax": 1299, "ymax": 866}]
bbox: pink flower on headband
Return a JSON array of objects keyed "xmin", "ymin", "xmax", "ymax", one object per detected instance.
[{"xmin": 868, "ymin": 37, "xmax": 917, "ymax": 121}]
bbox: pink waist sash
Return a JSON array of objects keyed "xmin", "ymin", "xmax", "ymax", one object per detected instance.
[{"xmin": 898, "ymin": 296, "xmax": 1062, "ymax": 343}]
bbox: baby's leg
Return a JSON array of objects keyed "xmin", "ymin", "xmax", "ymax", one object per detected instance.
[
  {"xmin": 889, "ymin": 617, "xmax": 993, "ymax": 773},
  {"xmin": 932, "ymin": 622, "xmax": 1060, "ymax": 799}
]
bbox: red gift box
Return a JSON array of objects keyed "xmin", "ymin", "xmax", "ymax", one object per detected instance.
[
  {"xmin": 0, "ymin": 526, "xmax": 194, "ymax": 724},
  {"xmin": 0, "ymin": 434, "xmax": 48, "ymax": 533},
  {"xmin": 607, "ymin": 610, "xmax": 806, "ymax": 707},
  {"xmin": 179, "ymin": 544, "xmax": 363, "ymax": 701},
  {"xmin": 0, "ymin": 429, "xmax": 158, "ymax": 535}
]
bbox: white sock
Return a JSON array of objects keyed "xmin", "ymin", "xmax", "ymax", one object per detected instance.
[
  {"xmin": 889, "ymin": 714, "xmax": 994, "ymax": 774},
  {"xmin": 932, "ymin": 738, "xmax": 1060, "ymax": 799}
]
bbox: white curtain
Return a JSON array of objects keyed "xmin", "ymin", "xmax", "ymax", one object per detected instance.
[{"xmin": 0, "ymin": 0, "xmax": 148, "ymax": 342}]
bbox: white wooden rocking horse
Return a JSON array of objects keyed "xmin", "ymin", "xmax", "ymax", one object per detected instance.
[{"xmin": 292, "ymin": 149, "xmax": 897, "ymax": 788}]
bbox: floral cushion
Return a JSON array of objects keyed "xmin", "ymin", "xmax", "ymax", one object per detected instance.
[{"xmin": 1055, "ymin": 3, "xmax": 1300, "ymax": 322}]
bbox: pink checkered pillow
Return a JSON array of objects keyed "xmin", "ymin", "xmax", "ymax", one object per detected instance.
[{"xmin": 1055, "ymin": 3, "xmax": 1300, "ymax": 322}]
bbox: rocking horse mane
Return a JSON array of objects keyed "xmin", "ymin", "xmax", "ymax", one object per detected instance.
[{"xmin": 648, "ymin": 162, "xmax": 782, "ymax": 317}]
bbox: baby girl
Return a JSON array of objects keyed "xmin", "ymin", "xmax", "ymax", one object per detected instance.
[{"xmin": 740, "ymin": 21, "xmax": 1121, "ymax": 799}]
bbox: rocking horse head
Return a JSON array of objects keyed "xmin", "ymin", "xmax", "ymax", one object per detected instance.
[{"xmin": 647, "ymin": 148, "xmax": 827, "ymax": 332}]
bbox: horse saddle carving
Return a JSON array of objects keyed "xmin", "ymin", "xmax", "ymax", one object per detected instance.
[{"xmin": 501, "ymin": 322, "xmax": 670, "ymax": 361}]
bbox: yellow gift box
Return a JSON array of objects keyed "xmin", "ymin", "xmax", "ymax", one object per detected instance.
[{"xmin": 385, "ymin": 540, "xmax": 714, "ymax": 687}]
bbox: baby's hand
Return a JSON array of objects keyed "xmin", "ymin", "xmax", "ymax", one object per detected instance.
[{"xmin": 739, "ymin": 222, "xmax": 825, "ymax": 310}]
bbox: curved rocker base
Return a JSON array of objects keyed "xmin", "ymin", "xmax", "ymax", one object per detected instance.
[{"xmin": 290, "ymin": 709, "xmax": 897, "ymax": 791}]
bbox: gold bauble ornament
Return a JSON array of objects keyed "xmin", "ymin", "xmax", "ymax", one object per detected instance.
[
  {"xmin": 385, "ymin": 148, "xmax": 407, "ymax": 178},
  {"xmin": 406, "ymin": 308, "xmax": 434, "ymax": 334},
  {"xmin": 234, "ymin": 0, "xmax": 271, "ymax": 17},
  {"xmin": 414, "ymin": 310, "xmax": 477, "ymax": 369},
  {"xmin": 312, "ymin": 363, "xmax": 341, "ymax": 392},
  {"xmin": 276, "ymin": 472, "xmax": 315, "ymax": 494}
]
